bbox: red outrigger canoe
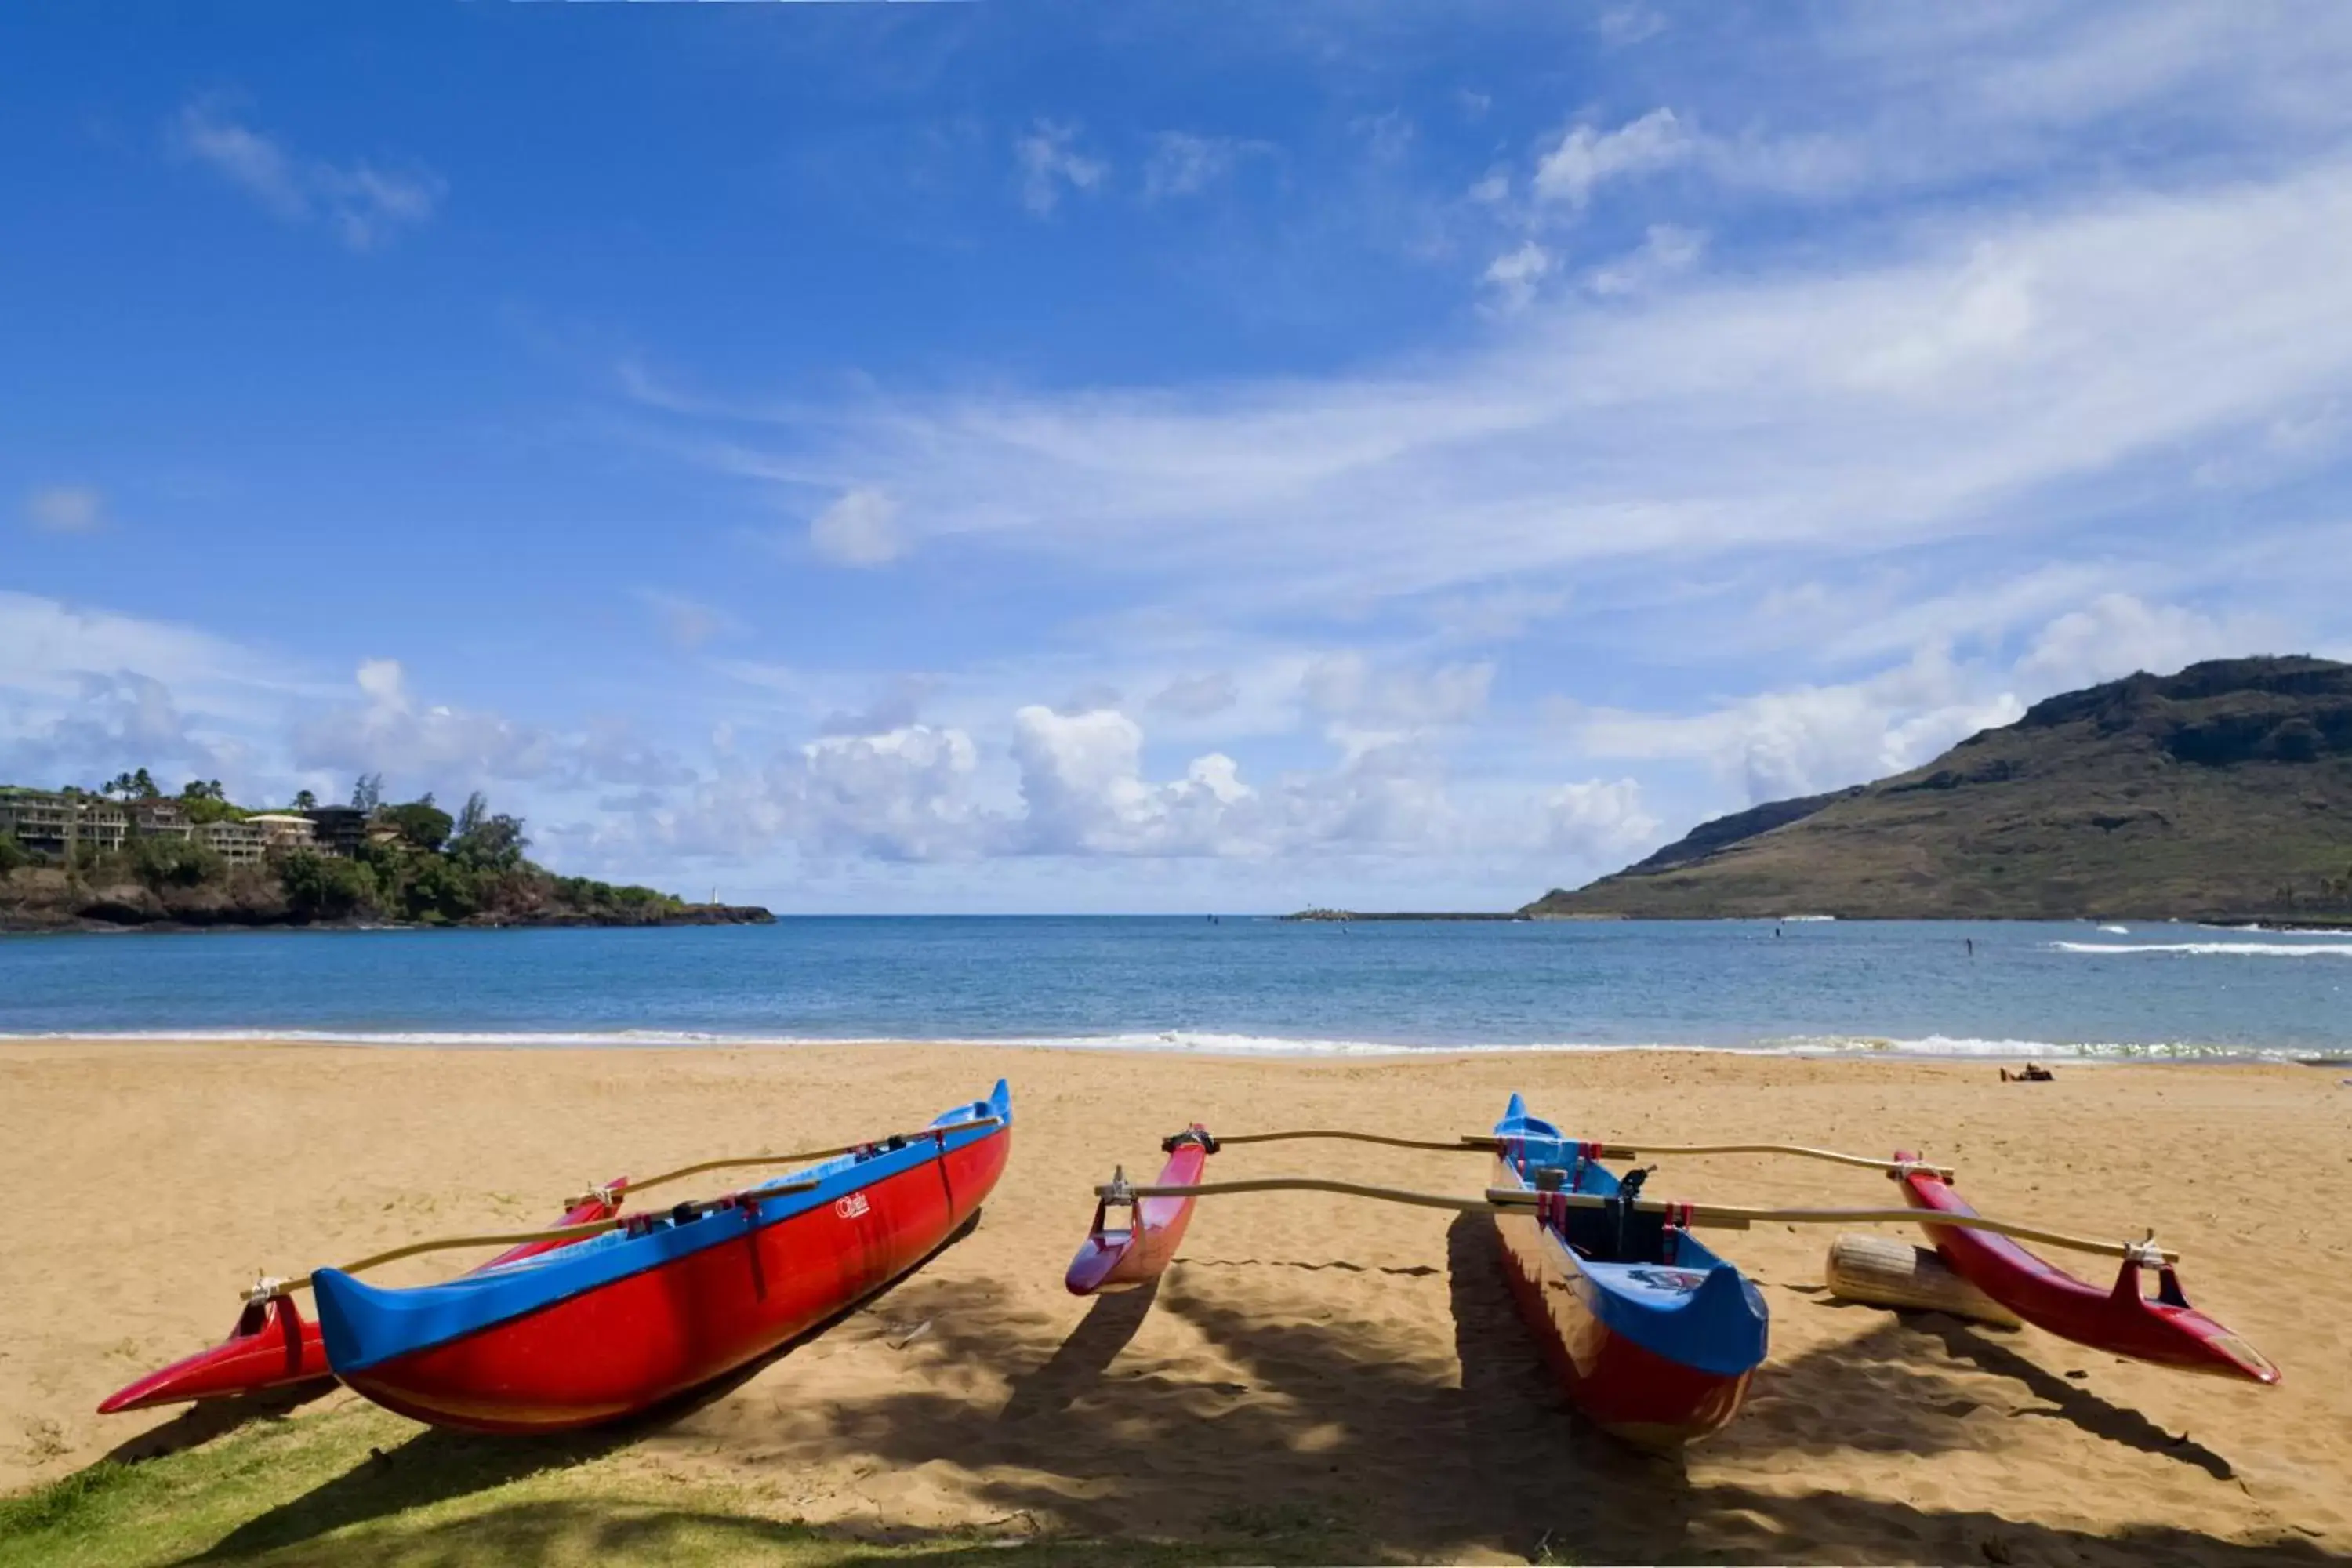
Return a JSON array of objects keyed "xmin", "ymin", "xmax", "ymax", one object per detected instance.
[
  {"xmin": 310, "ymin": 1083, "xmax": 1011, "ymax": 1432},
  {"xmin": 1066, "ymin": 1127, "xmax": 1213, "ymax": 1295},
  {"xmin": 99, "ymin": 1183, "xmax": 630, "ymax": 1415},
  {"xmin": 1893, "ymin": 1152, "xmax": 2278, "ymax": 1384}
]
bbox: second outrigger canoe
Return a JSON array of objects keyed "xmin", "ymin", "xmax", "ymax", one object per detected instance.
[
  {"xmin": 1066, "ymin": 1094, "xmax": 1769, "ymax": 1449},
  {"xmin": 1493, "ymin": 1094, "xmax": 1768, "ymax": 1447},
  {"xmin": 311, "ymin": 1082, "xmax": 1011, "ymax": 1432}
]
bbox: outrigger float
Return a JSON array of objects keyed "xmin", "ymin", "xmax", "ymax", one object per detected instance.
[
  {"xmin": 1069, "ymin": 1093, "xmax": 2277, "ymax": 1450},
  {"xmin": 102, "ymin": 1083, "xmax": 1011, "ymax": 1433}
]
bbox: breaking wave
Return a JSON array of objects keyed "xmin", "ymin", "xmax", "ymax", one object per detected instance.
[{"xmin": 2053, "ymin": 941, "xmax": 2352, "ymax": 958}]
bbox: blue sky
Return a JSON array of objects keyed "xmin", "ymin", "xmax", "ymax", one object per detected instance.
[{"xmin": 7, "ymin": 2, "xmax": 2352, "ymax": 912}]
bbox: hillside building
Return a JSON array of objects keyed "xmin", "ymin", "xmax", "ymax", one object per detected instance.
[
  {"xmin": 0, "ymin": 789, "xmax": 129, "ymax": 860},
  {"xmin": 245, "ymin": 814, "xmax": 321, "ymax": 854},
  {"xmin": 129, "ymin": 800, "xmax": 192, "ymax": 840},
  {"xmin": 301, "ymin": 806, "xmax": 368, "ymax": 857},
  {"xmin": 196, "ymin": 819, "xmax": 270, "ymax": 866}
]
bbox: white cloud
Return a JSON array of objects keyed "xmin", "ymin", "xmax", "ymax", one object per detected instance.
[
  {"xmin": 664, "ymin": 155, "xmax": 2352, "ymax": 628},
  {"xmin": 1016, "ymin": 120, "xmax": 1108, "ymax": 215},
  {"xmin": 1142, "ymin": 132, "xmax": 1263, "ymax": 201},
  {"xmin": 1660, "ymin": 7, "xmax": 2352, "ymax": 205},
  {"xmin": 1585, "ymin": 224, "xmax": 1704, "ymax": 296},
  {"xmin": 1532, "ymin": 107, "xmax": 1692, "ymax": 206},
  {"xmin": 792, "ymin": 724, "xmax": 985, "ymax": 862},
  {"xmin": 1270, "ymin": 732, "xmax": 1457, "ymax": 852},
  {"xmin": 608, "ymin": 695, "xmax": 1545, "ymax": 872},
  {"xmin": 1577, "ymin": 646, "xmax": 2026, "ymax": 804},
  {"xmin": 1570, "ymin": 588, "xmax": 2275, "ymax": 812},
  {"xmin": 1350, "ymin": 110, "xmax": 1416, "ymax": 163},
  {"xmin": 170, "ymin": 98, "xmax": 442, "ymax": 251},
  {"xmin": 2016, "ymin": 593, "xmax": 2259, "ymax": 691},
  {"xmin": 293, "ymin": 659, "xmax": 559, "ymax": 785},
  {"xmin": 820, "ymin": 674, "xmax": 942, "ymax": 736},
  {"xmin": 1301, "ymin": 654, "xmax": 1493, "ymax": 727},
  {"xmin": 1011, "ymin": 705, "xmax": 1258, "ymax": 856},
  {"xmin": 1595, "ymin": 5, "xmax": 1667, "ymax": 48},
  {"xmin": 1421, "ymin": 585, "xmax": 1570, "ymax": 641},
  {"xmin": 0, "ymin": 592, "xmax": 302, "ymax": 797},
  {"xmin": 0, "ymin": 590, "xmax": 285, "ymax": 706},
  {"xmin": 1150, "ymin": 671, "xmax": 1240, "ymax": 717},
  {"xmin": 0, "ymin": 671, "xmax": 212, "ymax": 793},
  {"xmin": 1546, "ymin": 777, "xmax": 1661, "ymax": 859},
  {"xmin": 1479, "ymin": 240, "xmax": 1553, "ymax": 311},
  {"xmin": 808, "ymin": 488, "xmax": 903, "ymax": 568},
  {"xmin": 24, "ymin": 486, "xmax": 106, "ymax": 533}
]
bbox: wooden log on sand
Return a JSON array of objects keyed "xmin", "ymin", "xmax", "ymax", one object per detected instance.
[{"xmin": 1824, "ymin": 1232, "xmax": 2023, "ymax": 1327}]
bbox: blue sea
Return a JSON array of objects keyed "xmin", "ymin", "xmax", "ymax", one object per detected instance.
[{"xmin": 3, "ymin": 917, "xmax": 2349, "ymax": 1060}]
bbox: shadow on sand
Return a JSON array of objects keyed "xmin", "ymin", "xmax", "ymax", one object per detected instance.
[
  {"xmin": 146, "ymin": 1208, "xmax": 2341, "ymax": 1565},
  {"xmin": 1925, "ymin": 1317, "xmax": 2239, "ymax": 1480}
]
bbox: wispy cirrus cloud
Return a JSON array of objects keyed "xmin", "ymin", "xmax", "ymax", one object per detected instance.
[
  {"xmin": 169, "ymin": 96, "xmax": 443, "ymax": 250},
  {"xmin": 645, "ymin": 155, "xmax": 2352, "ymax": 633}
]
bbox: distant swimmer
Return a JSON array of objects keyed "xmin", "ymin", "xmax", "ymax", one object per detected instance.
[
  {"xmin": 1965, "ymin": 937, "xmax": 1975, "ymax": 956},
  {"xmin": 1775, "ymin": 926, "xmax": 1783, "ymax": 938}
]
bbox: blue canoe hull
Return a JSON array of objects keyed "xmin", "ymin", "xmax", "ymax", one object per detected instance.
[{"xmin": 1493, "ymin": 1094, "xmax": 1768, "ymax": 1447}]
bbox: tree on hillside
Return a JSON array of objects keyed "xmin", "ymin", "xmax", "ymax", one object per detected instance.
[
  {"xmin": 381, "ymin": 799, "xmax": 454, "ymax": 852},
  {"xmin": 132, "ymin": 835, "xmax": 223, "ymax": 891},
  {"xmin": 450, "ymin": 801, "xmax": 528, "ymax": 870},
  {"xmin": 292, "ymin": 789, "xmax": 318, "ymax": 811},
  {"xmin": 179, "ymin": 779, "xmax": 225, "ymax": 802},
  {"xmin": 351, "ymin": 773, "xmax": 383, "ymax": 812},
  {"xmin": 101, "ymin": 768, "xmax": 159, "ymax": 799},
  {"xmin": 280, "ymin": 851, "xmax": 376, "ymax": 922}
]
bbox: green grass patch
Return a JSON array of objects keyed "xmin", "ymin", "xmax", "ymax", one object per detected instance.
[{"xmin": 0, "ymin": 1403, "xmax": 1369, "ymax": 1566}]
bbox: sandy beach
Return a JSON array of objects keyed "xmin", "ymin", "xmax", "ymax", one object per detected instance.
[{"xmin": 2, "ymin": 1039, "xmax": 2346, "ymax": 1564}]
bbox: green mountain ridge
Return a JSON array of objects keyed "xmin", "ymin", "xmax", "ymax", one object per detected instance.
[{"xmin": 1524, "ymin": 655, "xmax": 2352, "ymax": 921}]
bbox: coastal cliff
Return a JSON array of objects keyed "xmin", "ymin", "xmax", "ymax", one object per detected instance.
[
  {"xmin": 0, "ymin": 863, "xmax": 773, "ymax": 933},
  {"xmin": 1525, "ymin": 656, "xmax": 2352, "ymax": 921}
]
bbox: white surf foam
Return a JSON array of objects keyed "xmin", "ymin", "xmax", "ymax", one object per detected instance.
[
  {"xmin": 0, "ymin": 1026, "xmax": 1630, "ymax": 1058},
  {"xmin": 0, "ymin": 1026, "xmax": 2303, "ymax": 1062},
  {"xmin": 2053, "ymin": 941, "xmax": 2352, "ymax": 958},
  {"xmin": 1755, "ymin": 1033, "xmax": 2286, "ymax": 1061}
]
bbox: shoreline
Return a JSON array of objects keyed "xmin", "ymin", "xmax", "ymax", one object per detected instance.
[
  {"xmin": 2, "ymin": 1037, "xmax": 2341, "ymax": 1563},
  {"xmin": 0, "ymin": 1025, "xmax": 2332, "ymax": 1062}
]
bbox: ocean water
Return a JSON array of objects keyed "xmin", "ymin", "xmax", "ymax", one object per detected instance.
[{"xmin": 2, "ymin": 917, "xmax": 2348, "ymax": 1060}]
